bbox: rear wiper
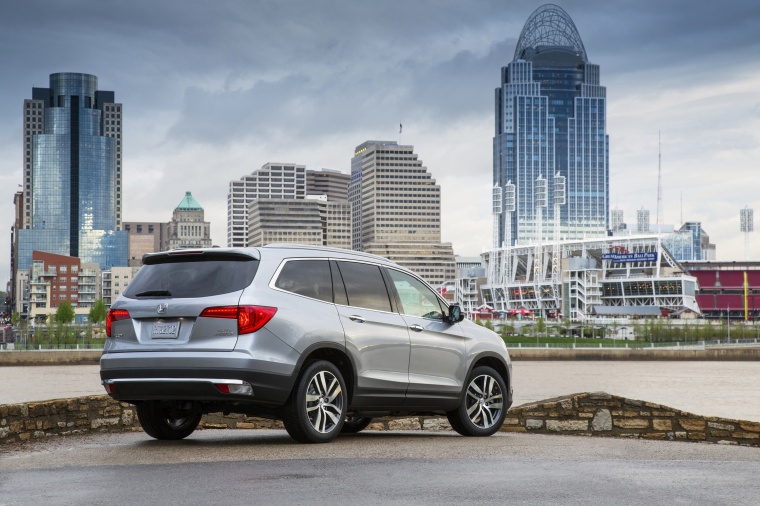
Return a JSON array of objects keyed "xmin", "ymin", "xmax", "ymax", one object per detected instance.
[{"xmin": 134, "ymin": 289, "xmax": 172, "ymax": 297}]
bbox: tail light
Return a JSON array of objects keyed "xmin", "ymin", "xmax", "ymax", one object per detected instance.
[
  {"xmin": 106, "ymin": 309, "xmax": 131, "ymax": 337},
  {"xmin": 200, "ymin": 305, "xmax": 277, "ymax": 334}
]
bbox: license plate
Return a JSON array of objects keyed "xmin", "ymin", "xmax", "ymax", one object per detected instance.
[{"xmin": 151, "ymin": 322, "xmax": 180, "ymax": 339}]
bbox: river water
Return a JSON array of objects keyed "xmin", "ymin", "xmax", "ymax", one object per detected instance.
[{"xmin": 2, "ymin": 361, "xmax": 759, "ymax": 422}]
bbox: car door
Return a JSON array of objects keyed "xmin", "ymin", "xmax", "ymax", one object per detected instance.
[
  {"xmin": 333, "ymin": 260, "xmax": 410, "ymax": 408},
  {"xmin": 385, "ymin": 267, "xmax": 466, "ymax": 409}
]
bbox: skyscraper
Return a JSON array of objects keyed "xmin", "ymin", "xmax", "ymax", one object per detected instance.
[
  {"xmin": 227, "ymin": 163, "xmax": 306, "ymax": 247},
  {"xmin": 349, "ymin": 141, "xmax": 455, "ymax": 286},
  {"xmin": 493, "ymin": 5, "xmax": 608, "ymax": 246},
  {"xmin": 17, "ymin": 73, "xmax": 127, "ymax": 271},
  {"xmin": 306, "ymin": 168, "xmax": 350, "ymax": 201}
]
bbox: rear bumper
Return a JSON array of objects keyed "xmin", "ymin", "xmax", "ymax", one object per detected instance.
[{"xmin": 100, "ymin": 351, "xmax": 296, "ymax": 405}]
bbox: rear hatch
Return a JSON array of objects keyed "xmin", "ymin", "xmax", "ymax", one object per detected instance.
[{"xmin": 107, "ymin": 250, "xmax": 260, "ymax": 352}]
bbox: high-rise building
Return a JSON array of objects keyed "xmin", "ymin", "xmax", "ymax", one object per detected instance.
[
  {"xmin": 637, "ymin": 208, "xmax": 650, "ymax": 233},
  {"xmin": 679, "ymin": 222, "xmax": 716, "ymax": 261},
  {"xmin": 227, "ymin": 163, "xmax": 306, "ymax": 247},
  {"xmin": 166, "ymin": 192, "xmax": 212, "ymax": 250},
  {"xmin": 493, "ymin": 5, "xmax": 608, "ymax": 246},
  {"xmin": 17, "ymin": 72, "xmax": 127, "ymax": 272},
  {"xmin": 306, "ymin": 168, "xmax": 350, "ymax": 201},
  {"xmin": 349, "ymin": 140, "xmax": 455, "ymax": 286},
  {"xmin": 610, "ymin": 209, "xmax": 624, "ymax": 233},
  {"xmin": 247, "ymin": 196, "xmax": 351, "ymax": 249}
]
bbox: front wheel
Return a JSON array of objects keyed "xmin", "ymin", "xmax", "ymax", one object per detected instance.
[
  {"xmin": 136, "ymin": 400, "xmax": 202, "ymax": 440},
  {"xmin": 447, "ymin": 366, "xmax": 507, "ymax": 437},
  {"xmin": 282, "ymin": 360, "xmax": 347, "ymax": 443}
]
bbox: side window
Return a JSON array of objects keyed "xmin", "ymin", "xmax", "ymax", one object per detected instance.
[
  {"xmin": 388, "ymin": 269, "xmax": 445, "ymax": 320},
  {"xmin": 336, "ymin": 261, "xmax": 392, "ymax": 312},
  {"xmin": 274, "ymin": 260, "xmax": 333, "ymax": 303}
]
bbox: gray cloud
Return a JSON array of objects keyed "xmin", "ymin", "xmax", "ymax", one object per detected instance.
[{"xmin": 2, "ymin": 0, "xmax": 760, "ymax": 284}]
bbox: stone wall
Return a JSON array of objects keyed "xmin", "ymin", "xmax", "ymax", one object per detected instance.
[
  {"xmin": 0, "ymin": 396, "xmax": 139, "ymax": 444},
  {"xmin": 1, "ymin": 393, "xmax": 759, "ymax": 447},
  {"xmin": 501, "ymin": 392, "xmax": 760, "ymax": 446}
]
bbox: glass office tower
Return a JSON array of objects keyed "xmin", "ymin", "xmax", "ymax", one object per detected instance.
[
  {"xmin": 493, "ymin": 5, "xmax": 609, "ymax": 246},
  {"xmin": 18, "ymin": 73, "xmax": 127, "ymax": 270}
]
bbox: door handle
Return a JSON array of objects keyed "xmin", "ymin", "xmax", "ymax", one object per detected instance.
[
  {"xmin": 409, "ymin": 324, "xmax": 424, "ymax": 332},
  {"xmin": 349, "ymin": 315, "xmax": 366, "ymax": 323}
]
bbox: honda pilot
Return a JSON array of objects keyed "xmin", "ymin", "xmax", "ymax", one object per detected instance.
[{"xmin": 100, "ymin": 244, "xmax": 512, "ymax": 443}]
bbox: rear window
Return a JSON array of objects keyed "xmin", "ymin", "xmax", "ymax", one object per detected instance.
[{"xmin": 123, "ymin": 255, "xmax": 259, "ymax": 299}]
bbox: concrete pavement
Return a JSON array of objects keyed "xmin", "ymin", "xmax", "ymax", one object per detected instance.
[{"xmin": 2, "ymin": 430, "xmax": 758, "ymax": 505}]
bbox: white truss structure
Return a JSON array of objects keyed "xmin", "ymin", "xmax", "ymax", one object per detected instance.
[{"xmin": 481, "ymin": 234, "xmax": 701, "ymax": 322}]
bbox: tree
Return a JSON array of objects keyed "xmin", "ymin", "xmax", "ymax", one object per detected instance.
[
  {"xmin": 11, "ymin": 311, "xmax": 20, "ymax": 325},
  {"xmin": 631, "ymin": 320, "xmax": 642, "ymax": 341},
  {"xmin": 535, "ymin": 317, "xmax": 547, "ymax": 336},
  {"xmin": 54, "ymin": 301, "xmax": 76, "ymax": 324},
  {"xmin": 483, "ymin": 319, "xmax": 494, "ymax": 331},
  {"xmin": 89, "ymin": 299, "xmax": 108, "ymax": 324},
  {"xmin": 610, "ymin": 319, "xmax": 621, "ymax": 340}
]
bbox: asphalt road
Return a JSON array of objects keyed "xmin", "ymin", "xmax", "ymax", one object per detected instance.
[{"xmin": 2, "ymin": 430, "xmax": 758, "ymax": 505}]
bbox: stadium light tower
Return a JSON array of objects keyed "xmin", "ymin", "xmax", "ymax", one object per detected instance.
[{"xmin": 740, "ymin": 206, "xmax": 754, "ymax": 261}]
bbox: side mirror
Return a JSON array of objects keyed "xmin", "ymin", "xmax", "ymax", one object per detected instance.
[{"xmin": 447, "ymin": 304, "xmax": 464, "ymax": 324}]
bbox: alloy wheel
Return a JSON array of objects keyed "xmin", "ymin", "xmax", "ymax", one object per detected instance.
[
  {"xmin": 305, "ymin": 370, "xmax": 344, "ymax": 433},
  {"xmin": 465, "ymin": 374, "xmax": 504, "ymax": 429}
]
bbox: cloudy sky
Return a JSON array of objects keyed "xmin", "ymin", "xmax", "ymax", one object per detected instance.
[{"xmin": 1, "ymin": 0, "xmax": 760, "ymax": 284}]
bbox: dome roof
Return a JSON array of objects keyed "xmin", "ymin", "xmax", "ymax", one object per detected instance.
[{"xmin": 513, "ymin": 4, "xmax": 588, "ymax": 62}]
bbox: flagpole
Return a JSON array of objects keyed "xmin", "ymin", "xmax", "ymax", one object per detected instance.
[{"xmin": 399, "ymin": 122, "xmax": 402, "ymax": 144}]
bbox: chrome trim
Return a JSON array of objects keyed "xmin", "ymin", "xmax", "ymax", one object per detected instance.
[{"xmin": 102, "ymin": 378, "xmax": 246, "ymax": 385}]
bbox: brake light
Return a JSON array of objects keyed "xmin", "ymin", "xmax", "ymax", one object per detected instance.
[
  {"xmin": 200, "ymin": 306, "xmax": 277, "ymax": 334},
  {"xmin": 106, "ymin": 309, "xmax": 130, "ymax": 337}
]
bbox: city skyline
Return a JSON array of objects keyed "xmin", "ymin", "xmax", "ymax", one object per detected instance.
[{"xmin": 1, "ymin": 1, "xmax": 759, "ymax": 285}]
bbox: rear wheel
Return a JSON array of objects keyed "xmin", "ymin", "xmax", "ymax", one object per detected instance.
[
  {"xmin": 341, "ymin": 414, "xmax": 373, "ymax": 434},
  {"xmin": 282, "ymin": 360, "xmax": 347, "ymax": 443},
  {"xmin": 447, "ymin": 366, "xmax": 507, "ymax": 437},
  {"xmin": 136, "ymin": 400, "xmax": 202, "ymax": 440}
]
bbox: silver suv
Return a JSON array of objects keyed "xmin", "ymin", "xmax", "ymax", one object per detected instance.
[{"xmin": 101, "ymin": 244, "xmax": 512, "ymax": 443}]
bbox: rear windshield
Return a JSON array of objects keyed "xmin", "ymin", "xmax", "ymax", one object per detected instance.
[{"xmin": 123, "ymin": 255, "xmax": 259, "ymax": 299}]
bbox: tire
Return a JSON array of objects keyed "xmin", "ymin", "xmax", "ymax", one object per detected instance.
[
  {"xmin": 447, "ymin": 366, "xmax": 507, "ymax": 437},
  {"xmin": 341, "ymin": 414, "xmax": 373, "ymax": 434},
  {"xmin": 136, "ymin": 400, "xmax": 202, "ymax": 440},
  {"xmin": 282, "ymin": 360, "xmax": 347, "ymax": 444}
]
